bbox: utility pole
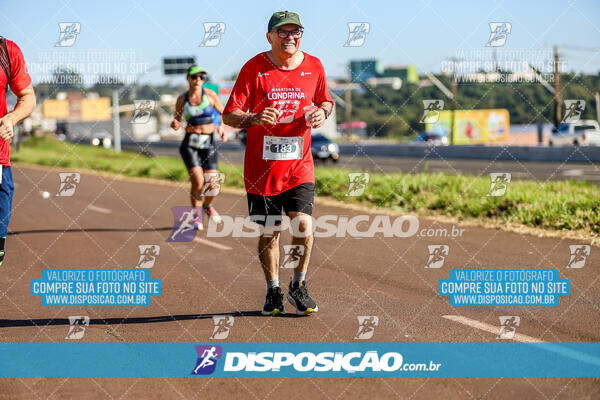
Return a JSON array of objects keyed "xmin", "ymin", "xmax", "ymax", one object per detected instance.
[
  {"xmin": 345, "ymin": 65, "xmax": 352, "ymax": 137},
  {"xmin": 112, "ymin": 89, "xmax": 121, "ymax": 153},
  {"xmin": 450, "ymin": 59, "xmax": 458, "ymax": 145},
  {"xmin": 553, "ymin": 45, "xmax": 562, "ymax": 127},
  {"xmin": 594, "ymin": 92, "xmax": 600, "ymax": 122}
]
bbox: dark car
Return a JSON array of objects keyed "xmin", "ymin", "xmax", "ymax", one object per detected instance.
[
  {"xmin": 412, "ymin": 131, "xmax": 449, "ymax": 146},
  {"xmin": 311, "ymin": 134, "xmax": 339, "ymax": 162}
]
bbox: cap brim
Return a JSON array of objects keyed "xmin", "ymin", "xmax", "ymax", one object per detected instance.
[
  {"xmin": 187, "ymin": 67, "xmax": 207, "ymax": 75},
  {"xmin": 271, "ymin": 21, "xmax": 303, "ymax": 30}
]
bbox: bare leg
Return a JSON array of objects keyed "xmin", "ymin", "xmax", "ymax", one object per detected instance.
[
  {"xmin": 287, "ymin": 211, "xmax": 313, "ymax": 275},
  {"xmin": 188, "ymin": 166, "xmax": 204, "ymax": 212},
  {"xmin": 203, "ymin": 169, "xmax": 218, "ymax": 207},
  {"xmin": 258, "ymin": 231, "xmax": 280, "ymax": 281}
]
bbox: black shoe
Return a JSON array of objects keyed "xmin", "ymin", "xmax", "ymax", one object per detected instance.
[
  {"xmin": 287, "ymin": 280, "xmax": 318, "ymax": 315},
  {"xmin": 262, "ymin": 287, "xmax": 285, "ymax": 315}
]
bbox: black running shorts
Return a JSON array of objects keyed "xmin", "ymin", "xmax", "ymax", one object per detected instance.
[
  {"xmin": 179, "ymin": 133, "xmax": 219, "ymax": 171},
  {"xmin": 247, "ymin": 183, "xmax": 315, "ymax": 226}
]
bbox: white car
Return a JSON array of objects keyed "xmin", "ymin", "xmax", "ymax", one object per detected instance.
[{"xmin": 549, "ymin": 120, "xmax": 600, "ymax": 147}]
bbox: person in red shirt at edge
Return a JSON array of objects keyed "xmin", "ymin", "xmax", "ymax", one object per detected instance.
[
  {"xmin": 223, "ymin": 11, "xmax": 333, "ymax": 316},
  {"xmin": 0, "ymin": 37, "xmax": 36, "ymax": 267}
]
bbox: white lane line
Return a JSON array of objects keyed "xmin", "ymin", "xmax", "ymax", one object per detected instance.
[
  {"xmin": 443, "ymin": 315, "xmax": 600, "ymax": 368},
  {"xmin": 86, "ymin": 204, "xmax": 112, "ymax": 214},
  {"xmin": 442, "ymin": 315, "xmax": 545, "ymax": 343},
  {"xmin": 194, "ymin": 237, "xmax": 232, "ymax": 251}
]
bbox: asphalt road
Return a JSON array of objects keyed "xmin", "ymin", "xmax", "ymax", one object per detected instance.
[
  {"xmin": 122, "ymin": 141, "xmax": 600, "ymax": 185},
  {"xmin": 1, "ymin": 165, "xmax": 598, "ymax": 399}
]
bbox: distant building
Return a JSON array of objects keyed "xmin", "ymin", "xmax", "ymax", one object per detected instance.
[
  {"xmin": 349, "ymin": 59, "xmax": 418, "ymax": 85},
  {"xmin": 349, "ymin": 59, "xmax": 383, "ymax": 82},
  {"xmin": 382, "ymin": 64, "xmax": 418, "ymax": 84}
]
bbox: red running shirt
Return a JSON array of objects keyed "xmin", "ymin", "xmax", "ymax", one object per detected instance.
[
  {"xmin": 0, "ymin": 39, "xmax": 32, "ymax": 166},
  {"xmin": 224, "ymin": 52, "xmax": 332, "ymax": 196}
]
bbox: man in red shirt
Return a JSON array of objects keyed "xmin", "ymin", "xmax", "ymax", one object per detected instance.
[
  {"xmin": 0, "ymin": 37, "xmax": 36, "ymax": 266},
  {"xmin": 223, "ymin": 11, "xmax": 333, "ymax": 315}
]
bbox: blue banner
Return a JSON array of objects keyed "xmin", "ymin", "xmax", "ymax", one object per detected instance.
[{"xmin": 0, "ymin": 342, "xmax": 599, "ymax": 377}]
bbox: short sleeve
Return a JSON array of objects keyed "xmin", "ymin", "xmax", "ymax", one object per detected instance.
[
  {"xmin": 313, "ymin": 59, "xmax": 333, "ymax": 106},
  {"xmin": 7, "ymin": 40, "xmax": 32, "ymax": 94},
  {"xmin": 224, "ymin": 61, "xmax": 253, "ymax": 114}
]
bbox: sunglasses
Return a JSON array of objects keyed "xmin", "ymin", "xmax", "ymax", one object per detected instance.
[
  {"xmin": 189, "ymin": 74, "xmax": 205, "ymax": 80},
  {"xmin": 272, "ymin": 29, "xmax": 303, "ymax": 39}
]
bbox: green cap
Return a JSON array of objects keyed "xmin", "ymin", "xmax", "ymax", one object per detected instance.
[
  {"xmin": 187, "ymin": 65, "xmax": 207, "ymax": 76},
  {"xmin": 268, "ymin": 10, "xmax": 303, "ymax": 32}
]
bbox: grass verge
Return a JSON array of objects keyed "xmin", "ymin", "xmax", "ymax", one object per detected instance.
[{"xmin": 13, "ymin": 136, "xmax": 600, "ymax": 240}]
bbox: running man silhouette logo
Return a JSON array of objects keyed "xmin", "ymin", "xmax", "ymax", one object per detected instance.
[
  {"xmin": 136, "ymin": 245, "xmax": 160, "ymax": 269},
  {"xmin": 56, "ymin": 22, "xmax": 81, "ymax": 47},
  {"xmin": 191, "ymin": 345, "xmax": 222, "ymax": 375},
  {"xmin": 497, "ymin": 316, "xmax": 520, "ymax": 339},
  {"xmin": 425, "ymin": 245, "xmax": 449, "ymax": 269},
  {"xmin": 345, "ymin": 173, "xmax": 370, "ymax": 197},
  {"xmin": 566, "ymin": 245, "xmax": 591, "ymax": 269},
  {"xmin": 344, "ymin": 22, "xmax": 370, "ymax": 47},
  {"xmin": 199, "ymin": 22, "xmax": 225, "ymax": 47},
  {"xmin": 486, "ymin": 173, "xmax": 511, "ymax": 197},
  {"xmin": 354, "ymin": 316, "xmax": 379, "ymax": 340},
  {"xmin": 65, "ymin": 316, "xmax": 89, "ymax": 340},
  {"xmin": 203, "ymin": 172, "xmax": 226, "ymax": 197},
  {"xmin": 56, "ymin": 172, "xmax": 81, "ymax": 197},
  {"xmin": 562, "ymin": 100, "xmax": 586, "ymax": 123},
  {"xmin": 486, "ymin": 22, "xmax": 512, "ymax": 47},
  {"xmin": 420, "ymin": 100, "xmax": 445, "ymax": 123},
  {"xmin": 281, "ymin": 245, "xmax": 305, "ymax": 269},
  {"xmin": 210, "ymin": 316, "xmax": 234, "ymax": 340},
  {"xmin": 130, "ymin": 100, "xmax": 156, "ymax": 124},
  {"xmin": 168, "ymin": 207, "xmax": 198, "ymax": 242}
]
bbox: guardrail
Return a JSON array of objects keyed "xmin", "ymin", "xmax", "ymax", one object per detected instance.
[{"xmin": 337, "ymin": 143, "xmax": 600, "ymax": 162}]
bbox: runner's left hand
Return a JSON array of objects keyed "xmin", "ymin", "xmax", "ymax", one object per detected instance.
[
  {"xmin": 310, "ymin": 108, "xmax": 326, "ymax": 129},
  {"xmin": 0, "ymin": 115, "xmax": 14, "ymax": 141},
  {"xmin": 218, "ymin": 124, "xmax": 227, "ymax": 142}
]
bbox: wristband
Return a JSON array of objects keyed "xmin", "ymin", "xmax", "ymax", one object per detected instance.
[{"xmin": 320, "ymin": 107, "xmax": 329, "ymax": 120}]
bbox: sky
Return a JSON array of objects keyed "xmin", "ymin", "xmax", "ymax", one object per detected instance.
[{"xmin": 2, "ymin": 0, "xmax": 600, "ymax": 86}]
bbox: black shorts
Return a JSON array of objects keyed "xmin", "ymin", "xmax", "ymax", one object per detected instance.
[
  {"xmin": 247, "ymin": 183, "xmax": 315, "ymax": 226},
  {"xmin": 179, "ymin": 133, "xmax": 219, "ymax": 171}
]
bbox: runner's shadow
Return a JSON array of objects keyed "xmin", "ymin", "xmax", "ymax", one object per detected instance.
[{"xmin": 0, "ymin": 310, "xmax": 300, "ymax": 327}]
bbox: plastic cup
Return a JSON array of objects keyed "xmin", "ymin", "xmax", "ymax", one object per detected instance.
[{"xmin": 303, "ymin": 105, "xmax": 318, "ymax": 127}]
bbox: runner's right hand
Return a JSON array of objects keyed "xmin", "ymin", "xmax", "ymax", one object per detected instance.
[
  {"xmin": 253, "ymin": 102, "xmax": 280, "ymax": 126},
  {"xmin": 171, "ymin": 119, "xmax": 180, "ymax": 130}
]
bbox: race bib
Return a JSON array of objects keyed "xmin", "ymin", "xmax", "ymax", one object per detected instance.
[
  {"xmin": 262, "ymin": 136, "xmax": 303, "ymax": 161},
  {"xmin": 188, "ymin": 133, "xmax": 212, "ymax": 149}
]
